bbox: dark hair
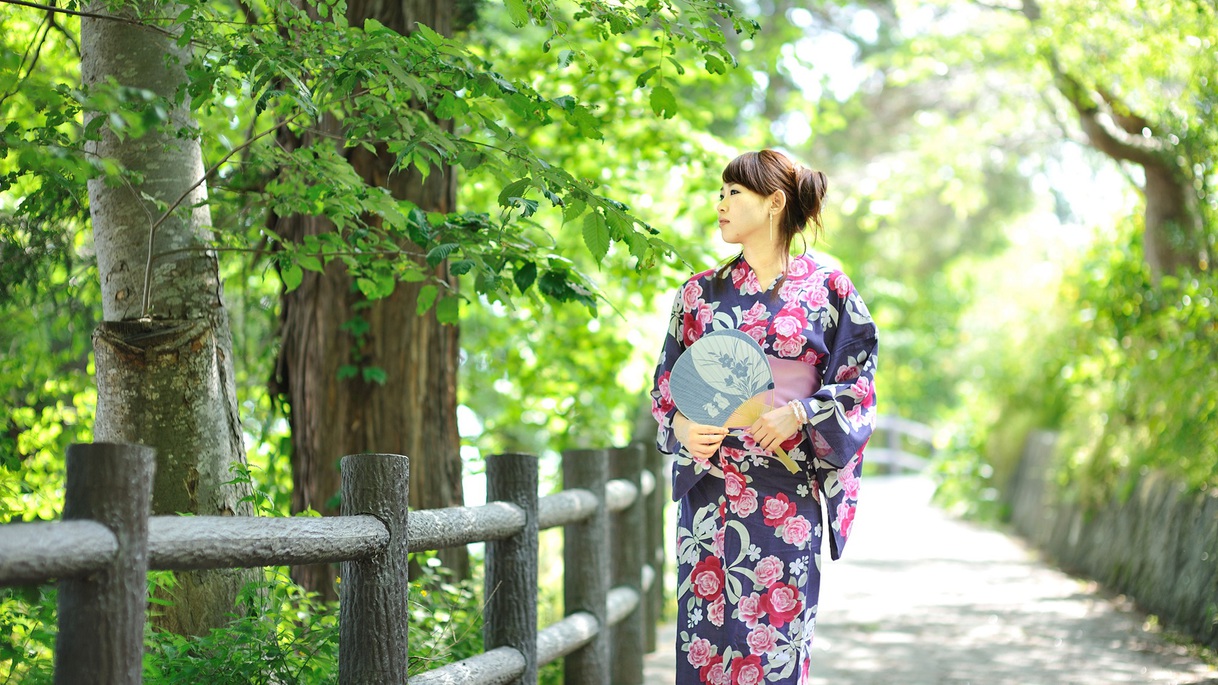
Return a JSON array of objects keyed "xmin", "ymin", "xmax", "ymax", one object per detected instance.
[{"xmin": 721, "ymin": 149, "xmax": 828, "ymax": 253}]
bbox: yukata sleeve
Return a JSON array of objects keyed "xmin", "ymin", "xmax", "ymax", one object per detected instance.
[
  {"xmin": 798, "ymin": 281, "xmax": 878, "ymax": 560},
  {"xmin": 796, "ymin": 284, "xmax": 878, "ymax": 467},
  {"xmin": 650, "ymin": 284, "xmax": 721, "ymax": 502},
  {"xmin": 649, "ymin": 289, "xmax": 686, "ymax": 457}
]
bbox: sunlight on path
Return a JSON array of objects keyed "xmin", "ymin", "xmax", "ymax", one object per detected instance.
[
  {"xmin": 810, "ymin": 475, "xmax": 1217, "ymax": 685},
  {"xmin": 644, "ymin": 475, "xmax": 1217, "ymax": 685}
]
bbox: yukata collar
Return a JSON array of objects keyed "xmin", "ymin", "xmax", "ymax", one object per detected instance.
[{"xmin": 732, "ymin": 252, "xmax": 811, "ymax": 291}]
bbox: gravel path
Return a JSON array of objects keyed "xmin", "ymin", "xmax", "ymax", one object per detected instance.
[{"xmin": 644, "ymin": 474, "xmax": 1217, "ymax": 685}]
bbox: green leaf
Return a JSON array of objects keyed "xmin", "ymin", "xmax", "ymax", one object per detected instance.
[
  {"xmin": 417, "ymin": 284, "xmax": 438, "ymax": 315},
  {"xmin": 497, "ymin": 177, "xmax": 531, "ymax": 207},
  {"xmin": 435, "ymin": 295, "xmax": 460, "ymax": 324},
  {"xmin": 337, "ymin": 365, "xmax": 359, "ymax": 381},
  {"xmin": 457, "ymin": 149, "xmax": 484, "ymax": 169},
  {"xmin": 583, "ymin": 211, "xmax": 611, "ymax": 264},
  {"xmin": 413, "ymin": 22, "xmax": 445, "ymax": 45},
  {"xmin": 356, "ymin": 276, "xmax": 394, "ymax": 299},
  {"xmin": 298, "ymin": 254, "xmax": 323, "ymax": 272},
  {"xmin": 401, "ymin": 267, "xmax": 428, "ymax": 282},
  {"xmin": 427, "ymin": 242, "xmax": 460, "ymax": 267},
  {"xmin": 340, "ymin": 317, "xmax": 371, "ymax": 337},
  {"xmin": 624, "ymin": 230, "xmax": 650, "ymax": 261},
  {"xmin": 514, "ymin": 261, "xmax": 537, "ymax": 293},
  {"xmin": 650, "ymin": 85, "xmax": 678, "ymax": 119},
  {"xmin": 504, "ymin": 0, "xmax": 530, "ymax": 27},
  {"xmin": 705, "ymin": 55, "xmax": 727, "ymax": 74},
  {"xmin": 282, "ymin": 262, "xmax": 303, "ymax": 291},
  {"xmin": 435, "ymin": 92, "xmax": 465, "ymax": 120},
  {"xmin": 538, "ymin": 269, "xmax": 572, "ymax": 302},
  {"xmin": 636, "ymin": 66, "xmax": 660, "ymax": 88},
  {"xmin": 563, "ymin": 198, "xmax": 587, "ymax": 225},
  {"xmin": 362, "ymin": 366, "xmax": 388, "ymax": 385},
  {"xmin": 566, "ymin": 105, "xmax": 603, "ymax": 140}
]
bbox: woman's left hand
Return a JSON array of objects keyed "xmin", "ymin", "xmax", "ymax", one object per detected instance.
[{"xmin": 747, "ymin": 404, "xmax": 801, "ymax": 452}]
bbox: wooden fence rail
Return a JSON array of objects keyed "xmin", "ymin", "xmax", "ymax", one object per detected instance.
[
  {"xmin": 0, "ymin": 441, "xmax": 668, "ymax": 685},
  {"xmin": 869, "ymin": 414, "xmax": 937, "ymax": 473}
]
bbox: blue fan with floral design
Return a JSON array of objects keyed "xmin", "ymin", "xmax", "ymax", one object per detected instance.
[{"xmin": 670, "ymin": 328, "xmax": 799, "ymax": 473}]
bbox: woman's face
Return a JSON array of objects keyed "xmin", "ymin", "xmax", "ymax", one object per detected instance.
[{"xmin": 716, "ymin": 182, "xmax": 773, "ymax": 246}]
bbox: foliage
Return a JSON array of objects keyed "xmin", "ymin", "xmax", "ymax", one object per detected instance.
[
  {"xmin": 0, "ymin": 0, "xmax": 759, "ymax": 505},
  {"xmin": 3, "ymin": 0, "xmax": 1218, "ymax": 666},
  {"xmin": 0, "ymin": 2, "xmax": 98, "ymax": 525},
  {"xmin": 926, "ymin": 0, "xmax": 1218, "ymax": 515},
  {"xmin": 405, "ymin": 552, "xmax": 485, "ymax": 676},
  {"xmin": 455, "ymin": 4, "xmax": 757, "ymax": 457},
  {"xmin": 0, "ymin": 586, "xmax": 56, "ymax": 685},
  {"xmin": 1048, "ymin": 226, "xmax": 1218, "ymax": 507},
  {"xmin": 3, "ymin": 0, "xmax": 755, "ymax": 318},
  {"xmin": 0, "ymin": 550, "xmax": 504, "ymax": 682},
  {"xmin": 143, "ymin": 571, "xmax": 339, "ymax": 685}
]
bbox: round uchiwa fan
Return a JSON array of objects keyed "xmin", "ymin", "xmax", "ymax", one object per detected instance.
[{"xmin": 669, "ymin": 329, "xmax": 799, "ymax": 473}]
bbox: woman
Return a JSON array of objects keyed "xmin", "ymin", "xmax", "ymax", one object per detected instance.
[{"xmin": 650, "ymin": 149, "xmax": 878, "ymax": 684}]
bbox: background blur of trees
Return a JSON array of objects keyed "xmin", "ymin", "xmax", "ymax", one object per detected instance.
[{"xmin": 1, "ymin": 0, "xmax": 1215, "ymax": 676}]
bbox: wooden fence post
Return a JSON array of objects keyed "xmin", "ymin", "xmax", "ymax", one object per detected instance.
[
  {"xmin": 885, "ymin": 421, "xmax": 901, "ymax": 475},
  {"xmin": 643, "ymin": 440, "xmax": 665, "ymax": 652},
  {"xmin": 339, "ymin": 453, "xmax": 410, "ymax": 685},
  {"xmin": 562, "ymin": 448, "xmax": 609, "ymax": 685},
  {"xmin": 485, "ymin": 453, "xmax": 539, "ymax": 685},
  {"xmin": 610, "ymin": 444, "xmax": 645, "ymax": 685},
  {"xmin": 55, "ymin": 442, "xmax": 155, "ymax": 685}
]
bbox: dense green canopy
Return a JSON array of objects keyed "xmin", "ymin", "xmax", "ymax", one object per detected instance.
[{"xmin": 1, "ymin": 0, "xmax": 1215, "ymax": 674}]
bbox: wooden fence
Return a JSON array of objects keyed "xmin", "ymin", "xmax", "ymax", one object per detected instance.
[
  {"xmin": 0, "ymin": 441, "xmax": 668, "ymax": 685},
  {"xmin": 869, "ymin": 414, "xmax": 936, "ymax": 473}
]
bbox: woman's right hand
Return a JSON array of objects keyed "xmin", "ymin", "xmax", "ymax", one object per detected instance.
[{"xmin": 673, "ymin": 412, "xmax": 729, "ymax": 461}]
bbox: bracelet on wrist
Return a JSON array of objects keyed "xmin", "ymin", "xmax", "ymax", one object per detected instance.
[{"xmin": 787, "ymin": 399, "xmax": 808, "ymax": 426}]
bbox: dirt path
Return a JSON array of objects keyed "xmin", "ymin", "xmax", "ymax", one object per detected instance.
[{"xmin": 644, "ymin": 475, "xmax": 1217, "ymax": 685}]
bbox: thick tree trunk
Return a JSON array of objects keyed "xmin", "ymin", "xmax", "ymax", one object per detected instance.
[
  {"xmin": 1142, "ymin": 165, "xmax": 1204, "ymax": 280},
  {"xmin": 276, "ymin": 0, "xmax": 465, "ymax": 597},
  {"xmin": 1023, "ymin": 0, "xmax": 1207, "ymax": 282},
  {"xmin": 82, "ymin": 1, "xmax": 256, "ymax": 635},
  {"xmin": 1066, "ymin": 87, "xmax": 1206, "ymax": 281}
]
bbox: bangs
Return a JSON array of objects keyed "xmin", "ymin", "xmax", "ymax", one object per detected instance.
[{"xmin": 721, "ymin": 151, "xmax": 779, "ymax": 195}]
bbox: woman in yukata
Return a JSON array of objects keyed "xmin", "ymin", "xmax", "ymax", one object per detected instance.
[{"xmin": 650, "ymin": 149, "xmax": 878, "ymax": 685}]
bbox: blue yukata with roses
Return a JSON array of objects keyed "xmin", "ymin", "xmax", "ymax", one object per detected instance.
[{"xmin": 651, "ymin": 253, "xmax": 878, "ymax": 685}]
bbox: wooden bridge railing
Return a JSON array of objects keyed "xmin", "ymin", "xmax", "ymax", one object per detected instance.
[
  {"xmin": 0, "ymin": 441, "xmax": 667, "ymax": 685},
  {"xmin": 868, "ymin": 414, "xmax": 937, "ymax": 473}
]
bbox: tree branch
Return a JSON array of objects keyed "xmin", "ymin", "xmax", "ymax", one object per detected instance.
[
  {"xmin": 0, "ymin": 13, "xmax": 51, "ymax": 107},
  {"xmin": 1046, "ymin": 57, "xmax": 1166, "ymax": 169},
  {"xmin": 0, "ymin": 0, "xmax": 179, "ymax": 38},
  {"xmin": 1094, "ymin": 86, "xmax": 1153, "ymax": 136},
  {"xmin": 139, "ymin": 113, "xmax": 303, "ymax": 318},
  {"xmin": 47, "ymin": 13, "xmax": 81, "ymax": 55},
  {"xmin": 971, "ymin": 0, "xmax": 1027, "ymax": 16}
]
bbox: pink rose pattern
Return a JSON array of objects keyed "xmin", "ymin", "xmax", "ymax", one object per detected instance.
[{"xmin": 653, "ymin": 255, "xmax": 877, "ymax": 684}]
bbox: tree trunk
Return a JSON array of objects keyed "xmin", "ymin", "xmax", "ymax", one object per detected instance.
[
  {"xmin": 276, "ymin": 0, "xmax": 466, "ymax": 597},
  {"xmin": 1022, "ymin": 0, "xmax": 1207, "ymax": 282},
  {"xmin": 82, "ymin": 1, "xmax": 256, "ymax": 634},
  {"xmin": 1064, "ymin": 82, "xmax": 1206, "ymax": 281}
]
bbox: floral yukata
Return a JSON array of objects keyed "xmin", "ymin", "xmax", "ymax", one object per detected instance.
[{"xmin": 651, "ymin": 253, "xmax": 878, "ymax": 685}]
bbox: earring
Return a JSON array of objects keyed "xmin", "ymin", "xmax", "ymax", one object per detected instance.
[{"xmin": 769, "ymin": 212, "xmax": 774, "ymax": 242}]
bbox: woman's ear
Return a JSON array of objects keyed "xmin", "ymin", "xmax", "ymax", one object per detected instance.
[{"xmin": 770, "ymin": 190, "xmax": 787, "ymax": 214}]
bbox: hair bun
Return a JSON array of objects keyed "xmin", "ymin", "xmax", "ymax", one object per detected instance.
[{"xmin": 793, "ymin": 166, "xmax": 827, "ymax": 230}]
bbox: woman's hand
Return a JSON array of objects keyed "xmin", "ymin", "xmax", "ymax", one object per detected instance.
[
  {"xmin": 673, "ymin": 412, "xmax": 729, "ymax": 461},
  {"xmin": 747, "ymin": 404, "xmax": 801, "ymax": 452}
]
